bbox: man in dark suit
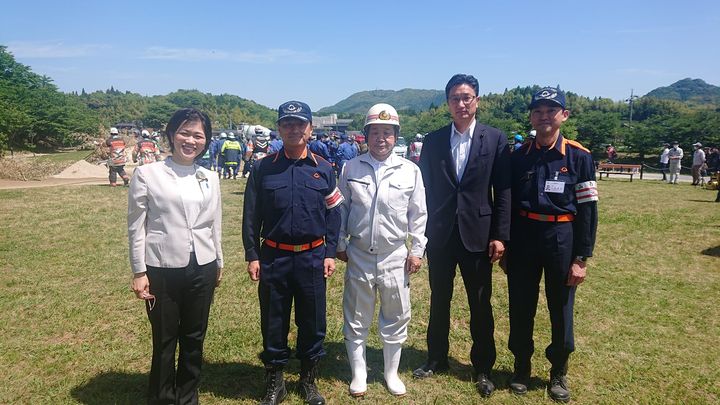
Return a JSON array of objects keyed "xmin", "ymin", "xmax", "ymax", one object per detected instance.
[{"xmin": 413, "ymin": 74, "xmax": 511, "ymax": 397}]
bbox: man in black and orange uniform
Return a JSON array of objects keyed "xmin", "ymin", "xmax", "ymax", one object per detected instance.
[
  {"xmin": 242, "ymin": 100, "xmax": 342, "ymax": 405},
  {"xmin": 505, "ymin": 87, "xmax": 598, "ymax": 403},
  {"xmin": 105, "ymin": 127, "xmax": 129, "ymax": 187}
]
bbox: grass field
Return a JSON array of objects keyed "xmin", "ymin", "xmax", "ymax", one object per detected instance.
[{"xmin": 0, "ymin": 178, "xmax": 718, "ymax": 404}]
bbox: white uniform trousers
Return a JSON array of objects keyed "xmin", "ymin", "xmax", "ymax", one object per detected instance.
[
  {"xmin": 669, "ymin": 160, "xmax": 681, "ymax": 183},
  {"xmin": 343, "ymin": 242, "xmax": 411, "ymax": 345}
]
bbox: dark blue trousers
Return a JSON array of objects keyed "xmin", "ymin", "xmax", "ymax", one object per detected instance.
[
  {"xmin": 507, "ymin": 216, "xmax": 576, "ymax": 370},
  {"xmin": 258, "ymin": 245, "xmax": 327, "ymax": 366}
]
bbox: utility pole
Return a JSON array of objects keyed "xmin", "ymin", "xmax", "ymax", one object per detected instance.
[{"xmin": 625, "ymin": 89, "xmax": 639, "ymax": 127}]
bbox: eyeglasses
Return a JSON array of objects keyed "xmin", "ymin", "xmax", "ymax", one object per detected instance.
[
  {"xmin": 448, "ymin": 95, "xmax": 477, "ymax": 105},
  {"xmin": 143, "ymin": 293, "xmax": 156, "ymax": 311}
]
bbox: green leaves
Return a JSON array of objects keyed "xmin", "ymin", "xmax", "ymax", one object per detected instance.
[{"xmin": 0, "ymin": 46, "xmax": 100, "ymax": 152}]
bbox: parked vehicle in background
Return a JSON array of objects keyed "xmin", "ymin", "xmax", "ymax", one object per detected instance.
[{"xmin": 393, "ymin": 137, "xmax": 407, "ymax": 158}]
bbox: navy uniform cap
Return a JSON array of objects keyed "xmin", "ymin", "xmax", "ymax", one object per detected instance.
[
  {"xmin": 277, "ymin": 101, "xmax": 312, "ymax": 123},
  {"xmin": 529, "ymin": 87, "xmax": 566, "ymax": 109}
]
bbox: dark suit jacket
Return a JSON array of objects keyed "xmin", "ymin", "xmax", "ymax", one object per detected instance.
[{"xmin": 418, "ymin": 122, "xmax": 511, "ymax": 252}]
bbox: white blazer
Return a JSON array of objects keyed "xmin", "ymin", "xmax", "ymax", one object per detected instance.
[{"xmin": 128, "ymin": 159, "xmax": 223, "ymax": 274}]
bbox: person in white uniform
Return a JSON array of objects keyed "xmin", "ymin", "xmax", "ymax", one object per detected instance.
[
  {"xmin": 336, "ymin": 103, "xmax": 428, "ymax": 397},
  {"xmin": 668, "ymin": 141, "xmax": 684, "ymax": 184}
]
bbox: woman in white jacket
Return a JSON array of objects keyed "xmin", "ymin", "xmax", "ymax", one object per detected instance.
[
  {"xmin": 337, "ymin": 104, "xmax": 428, "ymax": 397},
  {"xmin": 128, "ymin": 108, "xmax": 223, "ymax": 404}
]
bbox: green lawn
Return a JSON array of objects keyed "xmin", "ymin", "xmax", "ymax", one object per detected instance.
[{"xmin": 0, "ymin": 179, "xmax": 718, "ymax": 404}]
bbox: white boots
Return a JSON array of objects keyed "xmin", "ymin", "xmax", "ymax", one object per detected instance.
[
  {"xmin": 345, "ymin": 341, "xmax": 367, "ymax": 397},
  {"xmin": 383, "ymin": 343, "xmax": 406, "ymax": 396},
  {"xmin": 346, "ymin": 341, "xmax": 407, "ymax": 397}
]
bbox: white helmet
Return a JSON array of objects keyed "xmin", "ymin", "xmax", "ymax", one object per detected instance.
[
  {"xmin": 364, "ymin": 103, "xmax": 400, "ymax": 130},
  {"xmin": 528, "ymin": 129, "xmax": 537, "ymax": 139},
  {"xmin": 141, "ymin": 129, "xmax": 150, "ymax": 138},
  {"xmin": 110, "ymin": 127, "xmax": 119, "ymax": 135},
  {"xmin": 228, "ymin": 133, "xmax": 236, "ymax": 139},
  {"xmin": 220, "ymin": 132, "xmax": 227, "ymax": 139}
]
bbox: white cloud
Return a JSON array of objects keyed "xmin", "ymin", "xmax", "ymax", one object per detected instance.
[
  {"xmin": 6, "ymin": 41, "xmax": 109, "ymax": 58},
  {"xmin": 142, "ymin": 46, "xmax": 317, "ymax": 63}
]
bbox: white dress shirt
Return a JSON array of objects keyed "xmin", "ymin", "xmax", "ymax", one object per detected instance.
[{"xmin": 450, "ymin": 119, "xmax": 476, "ymax": 181}]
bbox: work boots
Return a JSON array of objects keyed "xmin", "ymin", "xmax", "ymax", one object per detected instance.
[
  {"xmin": 383, "ymin": 342, "xmax": 406, "ymax": 396},
  {"xmin": 260, "ymin": 365, "xmax": 287, "ymax": 405},
  {"xmin": 345, "ymin": 340, "xmax": 367, "ymax": 397},
  {"xmin": 548, "ymin": 362, "xmax": 571, "ymax": 403},
  {"xmin": 300, "ymin": 359, "xmax": 325, "ymax": 405},
  {"xmin": 509, "ymin": 358, "xmax": 531, "ymax": 395}
]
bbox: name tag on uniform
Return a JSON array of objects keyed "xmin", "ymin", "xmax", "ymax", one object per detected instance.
[{"xmin": 544, "ymin": 180, "xmax": 565, "ymax": 193}]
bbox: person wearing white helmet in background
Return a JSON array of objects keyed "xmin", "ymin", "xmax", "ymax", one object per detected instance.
[
  {"xmin": 215, "ymin": 132, "xmax": 228, "ymax": 178},
  {"xmin": 336, "ymin": 103, "xmax": 428, "ymax": 397},
  {"xmin": 105, "ymin": 127, "xmax": 130, "ymax": 187},
  {"xmin": 527, "ymin": 129, "xmax": 536, "ymax": 143},
  {"xmin": 221, "ymin": 132, "xmax": 242, "ymax": 179},
  {"xmin": 244, "ymin": 133, "xmax": 269, "ymax": 177},
  {"xmin": 133, "ymin": 130, "xmax": 161, "ymax": 165},
  {"xmin": 408, "ymin": 133, "xmax": 423, "ymax": 164}
]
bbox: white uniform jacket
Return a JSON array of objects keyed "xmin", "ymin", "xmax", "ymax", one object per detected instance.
[
  {"xmin": 338, "ymin": 153, "xmax": 427, "ymax": 257},
  {"xmin": 128, "ymin": 159, "xmax": 223, "ymax": 274}
]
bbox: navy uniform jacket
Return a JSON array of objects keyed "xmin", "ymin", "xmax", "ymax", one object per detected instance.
[
  {"xmin": 511, "ymin": 134, "xmax": 598, "ymax": 257},
  {"xmin": 242, "ymin": 147, "xmax": 343, "ymax": 262},
  {"xmin": 309, "ymin": 139, "xmax": 331, "ymax": 161}
]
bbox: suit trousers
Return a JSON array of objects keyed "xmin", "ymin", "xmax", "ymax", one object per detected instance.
[
  {"xmin": 507, "ymin": 216, "xmax": 576, "ymax": 370},
  {"xmin": 258, "ymin": 244, "xmax": 327, "ymax": 366},
  {"xmin": 146, "ymin": 254, "xmax": 217, "ymax": 405},
  {"xmin": 425, "ymin": 224, "xmax": 496, "ymax": 374}
]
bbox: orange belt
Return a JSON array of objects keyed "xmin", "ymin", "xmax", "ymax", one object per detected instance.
[
  {"xmin": 519, "ymin": 209, "xmax": 574, "ymax": 222},
  {"xmin": 264, "ymin": 238, "xmax": 324, "ymax": 252}
]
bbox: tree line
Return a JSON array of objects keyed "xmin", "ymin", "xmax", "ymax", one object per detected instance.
[{"xmin": 2, "ymin": 45, "xmax": 719, "ymax": 162}]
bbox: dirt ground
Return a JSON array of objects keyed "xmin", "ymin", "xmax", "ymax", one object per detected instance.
[{"xmin": 0, "ymin": 159, "xmax": 137, "ymax": 190}]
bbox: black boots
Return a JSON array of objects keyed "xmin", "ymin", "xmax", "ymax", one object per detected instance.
[
  {"xmin": 548, "ymin": 362, "xmax": 571, "ymax": 403},
  {"xmin": 300, "ymin": 359, "xmax": 325, "ymax": 405},
  {"xmin": 260, "ymin": 365, "xmax": 287, "ymax": 405}
]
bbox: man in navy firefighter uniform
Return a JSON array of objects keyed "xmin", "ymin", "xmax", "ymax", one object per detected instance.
[
  {"xmin": 505, "ymin": 87, "xmax": 598, "ymax": 402},
  {"xmin": 242, "ymin": 100, "xmax": 343, "ymax": 405}
]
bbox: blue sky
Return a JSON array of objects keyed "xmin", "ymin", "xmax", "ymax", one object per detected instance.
[{"xmin": 2, "ymin": 0, "xmax": 719, "ymax": 110}]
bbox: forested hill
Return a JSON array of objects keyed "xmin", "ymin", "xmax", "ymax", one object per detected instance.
[
  {"xmin": 318, "ymin": 89, "xmax": 446, "ymax": 114},
  {"xmin": 645, "ymin": 78, "xmax": 720, "ymax": 105}
]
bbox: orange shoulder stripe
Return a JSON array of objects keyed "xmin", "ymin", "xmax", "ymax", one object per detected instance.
[{"xmin": 565, "ymin": 139, "xmax": 590, "ymax": 153}]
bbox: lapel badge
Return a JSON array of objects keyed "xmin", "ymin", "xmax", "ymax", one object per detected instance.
[
  {"xmin": 560, "ymin": 166, "xmax": 568, "ymax": 173},
  {"xmin": 313, "ymin": 172, "xmax": 321, "ymax": 179}
]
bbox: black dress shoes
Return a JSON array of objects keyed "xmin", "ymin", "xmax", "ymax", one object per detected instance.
[
  {"xmin": 475, "ymin": 373, "xmax": 495, "ymax": 398},
  {"xmin": 548, "ymin": 374, "xmax": 570, "ymax": 403},
  {"xmin": 475, "ymin": 373, "xmax": 495, "ymax": 397},
  {"xmin": 412, "ymin": 360, "xmax": 449, "ymax": 379},
  {"xmin": 509, "ymin": 359, "xmax": 531, "ymax": 395}
]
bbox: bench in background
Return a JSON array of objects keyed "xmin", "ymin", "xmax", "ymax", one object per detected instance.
[{"xmin": 597, "ymin": 163, "xmax": 641, "ymax": 182}]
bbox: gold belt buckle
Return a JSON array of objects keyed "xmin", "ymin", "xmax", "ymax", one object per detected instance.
[{"xmin": 293, "ymin": 245, "xmax": 302, "ymax": 252}]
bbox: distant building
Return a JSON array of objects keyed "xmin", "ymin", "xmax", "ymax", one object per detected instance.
[{"xmin": 312, "ymin": 114, "xmax": 352, "ymax": 132}]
